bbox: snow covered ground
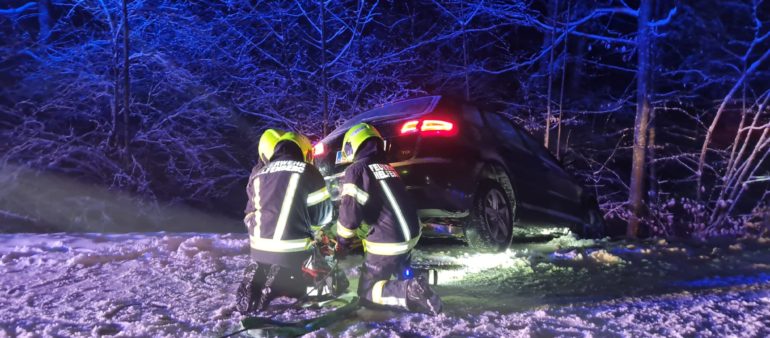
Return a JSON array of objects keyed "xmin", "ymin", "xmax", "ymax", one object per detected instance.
[{"xmin": 2, "ymin": 232, "xmax": 770, "ymax": 337}]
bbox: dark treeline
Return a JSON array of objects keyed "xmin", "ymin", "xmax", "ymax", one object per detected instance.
[{"xmin": 0, "ymin": 0, "xmax": 768, "ymax": 236}]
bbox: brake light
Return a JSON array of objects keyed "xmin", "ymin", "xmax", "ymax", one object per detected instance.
[
  {"xmin": 313, "ymin": 142, "xmax": 325, "ymax": 157},
  {"xmin": 421, "ymin": 119, "xmax": 454, "ymax": 133},
  {"xmin": 400, "ymin": 120, "xmax": 420, "ymax": 134},
  {"xmin": 399, "ymin": 118, "xmax": 456, "ymax": 136}
]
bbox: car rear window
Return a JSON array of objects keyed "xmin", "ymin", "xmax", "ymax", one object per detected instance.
[{"xmin": 328, "ymin": 96, "xmax": 440, "ymax": 139}]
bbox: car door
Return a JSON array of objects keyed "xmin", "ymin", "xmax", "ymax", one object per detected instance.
[
  {"xmin": 516, "ymin": 129, "xmax": 584, "ymax": 225},
  {"xmin": 482, "ymin": 113, "xmax": 551, "ymax": 226}
]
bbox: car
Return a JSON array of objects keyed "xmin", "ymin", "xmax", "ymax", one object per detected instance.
[{"xmin": 313, "ymin": 95, "xmax": 605, "ymax": 251}]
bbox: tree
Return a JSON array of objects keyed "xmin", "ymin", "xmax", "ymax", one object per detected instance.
[
  {"xmin": 627, "ymin": 0, "xmax": 653, "ymax": 237},
  {"xmin": 1, "ymin": 0, "xmax": 766, "ymax": 236},
  {"xmin": 476, "ymin": 0, "xmax": 676, "ymax": 237},
  {"xmin": 121, "ymin": 0, "xmax": 130, "ymax": 151},
  {"xmin": 695, "ymin": 6, "xmax": 770, "ymax": 200}
]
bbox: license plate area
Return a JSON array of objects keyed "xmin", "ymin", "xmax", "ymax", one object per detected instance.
[{"xmin": 335, "ymin": 150, "xmax": 348, "ymax": 164}]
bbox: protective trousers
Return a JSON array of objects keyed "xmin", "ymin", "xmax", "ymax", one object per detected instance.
[
  {"xmin": 236, "ymin": 262, "xmax": 309, "ymax": 313},
  {"xmin": 358, "ymin": 253, "xmax": 410, "ymax": 311}
]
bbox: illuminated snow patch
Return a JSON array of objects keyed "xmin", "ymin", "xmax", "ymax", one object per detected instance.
[
  {"xmin": 548, "ymin": 249, "xmax": 624, "ymax": 265},
  {"xmin": 588, "ymin": 249, "xmax": 624, "ymax": 265},
  {"xmin": 511, "ymin": 226, "xmax": 570, "ymax": 238},
  {"xmin": 433, "ymin": 250, "xmax": 531, "ymax": 284},
  {"xmin": 540, "ymin": 233, "xmax": 599, "ymax": 250}
]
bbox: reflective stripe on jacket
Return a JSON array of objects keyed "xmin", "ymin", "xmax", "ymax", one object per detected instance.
[
  {"xmin": 244, "ymin": 143, "xmax": 333, "ymax": 267},
  {"xmin": 337, "ymin": 141, "xmax": 421, "ymax": 256}
]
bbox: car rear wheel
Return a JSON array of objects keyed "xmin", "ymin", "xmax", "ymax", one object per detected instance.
[{"xmin": 465, "ymin": 180, "xmax": 514, "ymax": 251}]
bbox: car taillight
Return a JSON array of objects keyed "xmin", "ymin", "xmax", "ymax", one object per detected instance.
[
  {"xmin": 399, "ymin": 118, "xmax": 456, "ymax": 136},
  {"xmin": 313, "ymin": 142, "xmax": 325, "ymax": 157},
  {"xmin": 421, "ymin": 119, "xmax": 454, "ymax": 133},
  {"xmin": 400, "ymin": 120, "xmax": 420, "ymax": 134}
]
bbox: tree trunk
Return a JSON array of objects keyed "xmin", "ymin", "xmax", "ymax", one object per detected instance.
[
  {"xmin": 111, "ymin": 37, "xmax": 119, "ymax": 148},
  {"xmin": 726, "ymin": 80, "xmax": 748, "ymax": 178},
  {"xmin": 556, "ymin": 0, "xmax": 570, "ymax": 160},
  {"xmin": 461, "ymin": 1, "xmax": 470, "ymax": 101},
  {"xmin": 320, "ymin": 0, "xmax": 329, "ymax": 136},
  {"xmin": 544, "ymin": 0, "xmax": 558, "ymax": 149},
  {"xmin": 648, "ymin": 117, "xmax": 658, "ymax": 210},
  {"xmin": 97, "ymin": 1, "xmax": 118, "ymax": 149},
  {"xmin": 627, "ymin": 0, "xmax": 652, "ymax": 238},
  {"xmin": 122, "ymin": 0, "xmax": 130, "ymax": 150},
  {"xmin": 37, "ymin": 0, "xmax": 51, "ymax": 44}
]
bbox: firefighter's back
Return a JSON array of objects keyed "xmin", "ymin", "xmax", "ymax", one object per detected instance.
[{"xmin": 246, "ymin": 146, "xmax": 330, "ymax": 267}]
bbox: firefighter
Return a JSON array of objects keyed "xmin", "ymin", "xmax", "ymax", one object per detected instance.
[
  {"xmin": 335, "ymin": 123, "xmax": 442, "ymax": 315},
  {"xmin": 236, "ymin": 129, "xmax": 334, "ymax": 314}
]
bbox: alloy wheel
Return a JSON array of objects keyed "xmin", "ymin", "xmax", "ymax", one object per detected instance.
[{"xmin": 482, "ymin": 188, "xmax": 511, "ymax": 244}]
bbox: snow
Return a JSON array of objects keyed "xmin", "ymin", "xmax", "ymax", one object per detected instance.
[
  {"xmin": 320, "ymin": 287, "xmax": 770, "ymax": 337},
  {"xmin": 0, "ymin": 233, "xmax": 249, "ymax": 337},
  {"xmin": 2, "ymin": 232, "xmax": 770, "ymax": 337}
]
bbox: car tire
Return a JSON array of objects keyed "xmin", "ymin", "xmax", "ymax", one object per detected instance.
[
  {"xmin": 465, "ymin": 179, "xmax": 514, "ymax": 252},
  {"xmin": 572, "ymin": 197, "xmax": 605, "ymax": 239}
]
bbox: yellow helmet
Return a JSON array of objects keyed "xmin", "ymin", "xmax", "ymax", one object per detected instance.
[
  {"xmin": 342, "ymin": 123, "xmax": 382, "ymax": 161},
  {"xmin": 258, "ymin": 128, "xmax": 285, "ymax": 163},
  {"xmin": 279, "ymin": 131, "xmax": 313, "ymax": 163},
  {"xmin": 258, "ymin": 129, "xmax": 314, "ymax": 163}
]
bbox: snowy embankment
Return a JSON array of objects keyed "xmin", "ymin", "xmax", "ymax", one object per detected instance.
[{"xmin": 2, "ymin": 232, "xmax": 770, "ymax": 337}]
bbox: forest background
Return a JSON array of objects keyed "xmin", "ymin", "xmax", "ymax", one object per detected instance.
[{"xmin": 0, "ymin": 0, "xmax": 768, "ymax": 238}]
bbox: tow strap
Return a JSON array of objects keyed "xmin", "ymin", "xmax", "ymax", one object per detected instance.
[{"xmin": 220, "ymin": 297, "xmax": 360, "ymax": 337}]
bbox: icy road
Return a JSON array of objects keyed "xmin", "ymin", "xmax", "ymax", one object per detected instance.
[{"xmin": 2, "ymin": 232, "xmax": 770, "ymax": 337}]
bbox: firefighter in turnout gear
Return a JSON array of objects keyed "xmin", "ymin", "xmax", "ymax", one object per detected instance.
[
  {"xmin": 236, "ymin": 129, "xmax": 335, "ymax": 314},
  {"xmin": 335, "ymin": 123, "xmax": 442, "ymax": 315}
]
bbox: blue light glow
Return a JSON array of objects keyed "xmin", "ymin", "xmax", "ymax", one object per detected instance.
[{"xmin": 403, "ymin": 267, "xmax": 413, "ymax": 279}]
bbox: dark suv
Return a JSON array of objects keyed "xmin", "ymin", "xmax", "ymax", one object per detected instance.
[{"xmin": 313, "ymin": 96, "xmax": 604, "ymax": 250}]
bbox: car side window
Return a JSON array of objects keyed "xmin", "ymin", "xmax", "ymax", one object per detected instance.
[
  {"xmin": 517, "ymin": 128, "xmax": 564, "ymax": 170},
  {"xmin": 484, "ymin": 113, "xmax": 528, "ymax": 152}
]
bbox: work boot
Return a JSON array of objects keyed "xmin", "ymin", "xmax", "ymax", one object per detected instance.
[
  {"xmin": 406, "ymin": 275, "xmax": 442, "ymax": 315},
  {"xmin": 254, "ymin": 264, "xmax": 281, "ymax": 311},
  {"xmin": 236, "ymin": 263, "xmax": 262, "ymax": 314}
]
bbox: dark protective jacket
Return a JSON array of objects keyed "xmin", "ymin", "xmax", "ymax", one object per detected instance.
[
  {"xmin": 336, "ymin": 139, "xmax": 421, "ymax": 256},
  {"xmin": 244, "ymin": 141, "xmax": 333, "ymax": 268}
]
